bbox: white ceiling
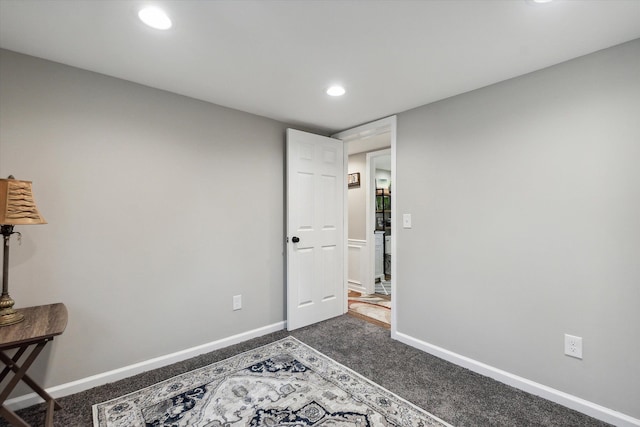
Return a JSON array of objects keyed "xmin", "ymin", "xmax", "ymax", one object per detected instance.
[{"xmin": 1, "ymin": 0, "xmax": 639, "ymax": 134}]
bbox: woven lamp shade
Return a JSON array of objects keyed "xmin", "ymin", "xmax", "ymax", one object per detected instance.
[{"xmin": 0, "ymin": 178, "xmax": 46, "ymax": 225}]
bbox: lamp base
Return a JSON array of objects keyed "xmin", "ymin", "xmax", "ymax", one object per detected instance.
[
  {"xmin": 0, "ymin": 307, "xmax": 24, "ymax": 326},
  {"xmin": 0, "ymin": 293, "xmax": 24, "ymax": 326}
]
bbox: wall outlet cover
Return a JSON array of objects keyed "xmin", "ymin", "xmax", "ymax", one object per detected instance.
[{"xmin": 564, "ymin": 334, "xmax": 583, "ymax": 359}]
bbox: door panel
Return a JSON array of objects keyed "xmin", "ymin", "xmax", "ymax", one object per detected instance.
[{"xmin": 287, "ymin": 129, "xmax": 345, "ymax": 330}]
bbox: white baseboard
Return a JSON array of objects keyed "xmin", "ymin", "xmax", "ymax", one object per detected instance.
[
  {"xmin": 348, "ymin": 282, "xmax": 368, "ymax": 294},
  {"xmin": 394, "ymin": 331, "xmax": 640, "ymax": 427},
  {"xmin": 5, "ymin": 321, "xmax": 286, "ymax": 411}
]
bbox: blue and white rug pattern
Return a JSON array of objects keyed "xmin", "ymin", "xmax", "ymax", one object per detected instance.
[{"xmin": 92, "ymin": 337, "xmax": 451, "ymax": 426}]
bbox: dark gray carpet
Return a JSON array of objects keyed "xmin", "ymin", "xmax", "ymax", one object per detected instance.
[{"xmin": 1, "ymin": 315, "xmax": 610, "ymax": 426}]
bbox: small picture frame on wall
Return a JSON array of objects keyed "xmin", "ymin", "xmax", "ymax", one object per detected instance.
[{"xmin": 348, "ymin": 172, "xmax": 360, "ymax": 188}]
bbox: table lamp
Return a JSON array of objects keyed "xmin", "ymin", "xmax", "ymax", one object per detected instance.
[{"xmin": 0, "ymin": 175, "xmax": 46, "ymax": 327}]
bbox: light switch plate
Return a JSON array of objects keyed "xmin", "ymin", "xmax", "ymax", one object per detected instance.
[
  {"xmin": 403, "ymin": 214, "xmax": 412, "ymax": 229},
  {"xmin": 233, "ymin": 295, "xmax": 242, "ymax": 311}
]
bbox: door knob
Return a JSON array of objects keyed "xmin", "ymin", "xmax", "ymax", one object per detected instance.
[{"xmin": 292, "ymin": 236, "xmax": 300, "ymax": 243}]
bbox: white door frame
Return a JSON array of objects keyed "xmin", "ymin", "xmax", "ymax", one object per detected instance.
[{"xmin": 333, "ymin": 115, "xmax": 397, "ymax": 335}]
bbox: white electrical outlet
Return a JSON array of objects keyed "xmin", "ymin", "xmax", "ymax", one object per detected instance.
[
  {"xmin": 564, "ymin": 334, "xmax": 583, "ymax": 359},
  {"xmin": 233, "ymin": 295, "xmax": 242, "ymax": 311}
]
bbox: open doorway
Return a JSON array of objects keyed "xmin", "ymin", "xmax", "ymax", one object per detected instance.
[
  {"xmin": 372, "ymin": 150, "xmax": 392, "ymax": 294},
  {"xmin": 334, "ymin": 118, "xmax": 395, "ymax": 329}
]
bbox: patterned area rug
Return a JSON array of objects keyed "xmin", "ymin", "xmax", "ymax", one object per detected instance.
[{"xmin": 93, "ymin": 337, "xmax": 451, "ymax": 427}]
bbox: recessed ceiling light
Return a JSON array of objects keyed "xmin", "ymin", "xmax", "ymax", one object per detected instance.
[
  {"xmin": 530, "ymin": 0, "xmax": 553, "ymax": 3},
  {"xmin": 138, "ymin": 7, "xmax": 172, "ymax": 30},
  {"xmin": 327, "ymin": 86, "xmax": 346, "ymax": 97}
]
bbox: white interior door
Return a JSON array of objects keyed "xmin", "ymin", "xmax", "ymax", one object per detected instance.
[{"xmin": 286, "ymin": 128, "xmax": 345, "ymax": 331}]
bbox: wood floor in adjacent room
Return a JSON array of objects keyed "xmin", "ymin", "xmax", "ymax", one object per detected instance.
[{"xmin": 347, "ymin": 290, "xmax": 391, "ymax": 329}]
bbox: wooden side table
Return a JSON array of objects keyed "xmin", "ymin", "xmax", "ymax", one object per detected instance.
[{"xmin": 0, "ymin": 303, "xmax": 68, "ymax": 427}]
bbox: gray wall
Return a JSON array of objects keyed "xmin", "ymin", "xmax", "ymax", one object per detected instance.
[
  {"xmin": 0, "ymin": 49, "xmax": 287, "ymax": 388},
  {"xmin": 3, "ymin": 39, "xmax": 638, "ymax": 419},
  {"xmin": 396, "ymin": 39, "xmax": 640, "ymax": 417},
  {"xmin": 348, "ymin": 152, "xmax": 367, "ymax": 241}
]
